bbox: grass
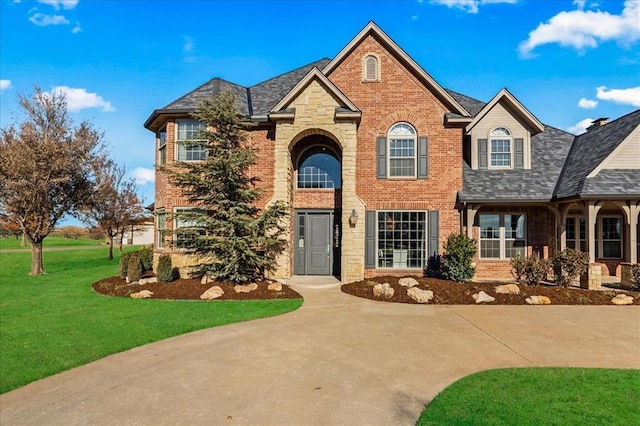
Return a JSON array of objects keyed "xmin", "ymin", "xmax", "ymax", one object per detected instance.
[
  {"xmin": 0, "ymin": 247, "xmax": 302, "ymax": 394},
  {"xmin": 0, "ymin": 236, "xmax": 103, "ymax": 250},
  {"xmin": 418, "ymin": 368, "xmax": 640, "ymax": 425}
]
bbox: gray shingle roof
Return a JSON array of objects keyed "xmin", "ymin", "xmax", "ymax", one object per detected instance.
[
  {"xmin": 459, "ymin": 126, "xmax": 575, "ymax": 202},
  {"xmin": 554, "ymin": 109, "xmax": 640, "ymax": 199},
  {"xmin": 582, "ymin": 170, "xmax": 640, "ymax": 196},
  {"xmin": 164, "ymin": 78, "xmax": 250, "ymax": 116},
  {"xmin": 445, "ymin": 89, "xmax": 485, "ymax": 117}
]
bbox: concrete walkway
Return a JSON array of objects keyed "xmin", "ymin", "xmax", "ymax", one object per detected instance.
[{"xmin": 1, "ymin": 283, "xmax": 639, "ymax": 425}]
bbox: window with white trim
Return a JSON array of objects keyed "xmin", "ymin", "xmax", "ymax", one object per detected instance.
[
  {"xmin": 176, "ymin": 121, "xmax": 206, "ymax": 161},
  {"xmin": 156, "ymin": 209, "xmax": 166, "ymax": 249},
  {"xmin": 489, "ymin": 127, "xmax": 511, "ymax": 168},
  {"xmin": 297, "ymin": 146, "xmax": 341, "ymax": 189},
  {"xmin": 364, "ymin": 55, "xmax": 379, "ymax": 81},
  {"xmin": 174, "ymin": 207, "xmax": 205, "ymax": 249},
  {"xmin": 158, "ymin": 128, "xmax": 167, "ymax": 165},
  {"xmin": 565, "ymin": 216, "xmax": 586, "ymax": 252},
  {"xmin": 376, "ymin": 211, "xmax": 426, "ymax": 268},
  {"xmin": 388, "ymin": 123, "xmax": 416, "ymax": 178},
  {"xmin": 479, "ymin": 213, "xmax": 526, "ymax": 259}
]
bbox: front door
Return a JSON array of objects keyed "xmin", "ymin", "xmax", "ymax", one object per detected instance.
[{"xmin": 295, "ymin": 211, "xmax": 334, "ymax": 275}]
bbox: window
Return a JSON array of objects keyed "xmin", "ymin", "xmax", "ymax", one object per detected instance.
[
  {"xmin": 364, "ymin": 55, "xmax": 378, "ymax": 81},
  {"xmin": 377, "ymin": 211, "xmax": 426, "ymax": 268},
  {"xmin": 156, "ymin": 209, "xmax": 166, "ymax": 249},
  {"xmin": 174, "ymin": 208, "xmax": 205, "ymax": 249},
  {"xmin": 490, "ymin": 127, "xmax": 511, "ymax": 168},
  {"xmin": 599, "ymin": 216, "xmax": 622, "ymax": 259},
  {"xmin": 158, "ymin": 128, "xmax": 167, "ymax": 165},
  {"xmin": 388, "ymin": 123, "xmax": 416, "ymax": 178},
  {"xmin": 297, "ymin": 146, "xmax": 341, "ymax": 189},
  {"xmin": 479, "ymin": 213, "xmax": 526, "ymax": 259},
  {"xmin": 565, "ymin": 216, "xmax": 586, "ymax": 252},
  {"xmin": 176, "ymin": 121, "xmax": 206, "ymax": 161}
]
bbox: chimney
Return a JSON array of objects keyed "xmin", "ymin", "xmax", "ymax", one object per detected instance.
[{"xmin": 586, "ymin": 117, "xmax": 608, "ymax": 132}]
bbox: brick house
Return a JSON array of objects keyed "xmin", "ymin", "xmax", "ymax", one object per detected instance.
[{"xmin": 144, "ymin": 22, "xmax": 640, "ymax": 283}]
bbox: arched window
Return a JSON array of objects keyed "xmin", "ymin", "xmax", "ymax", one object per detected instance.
[
  {"xmin": 490, "ymin": 127, "xmax": 512, "ymax": 168},
  {"xmin": 388, "ymin": 123, "xmax": 417, "ymax": 177},
  {"xmin": 364, "ymin": 55, "xmax": 378, "ymax": 81},
  {"xmin": 297, "ymin": 146, "xmax": 341, "ymax": 189}
]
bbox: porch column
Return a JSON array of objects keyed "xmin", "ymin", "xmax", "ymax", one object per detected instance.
[
  {"xmin": 466, "ymin": 204, "xmax": 479, "ymax": 239},
  {"xmin": 548, "ymin": 203, "xmax": 570, "ymax": 252},
  {"xmin": 585, "ymin": 201, "xmax": 603, "ymax": 263},
  {"xmin": 629, "ymin": 203, "xmax": 639, "ymax": 264}
]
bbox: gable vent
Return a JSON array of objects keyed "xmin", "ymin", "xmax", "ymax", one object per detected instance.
[{"xmin": 364, "ymin": 55, "xmax": 378, "ymax": 81}]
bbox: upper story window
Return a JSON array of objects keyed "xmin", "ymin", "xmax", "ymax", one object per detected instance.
[
  {"xmin": 388, "ymin": 123, "xmax": 416, "ymax": 178},
  {"xmin": 363, "ymin": 55, "xmax": 379, "ymax": 82},
  {"xmin": 157, "ymin": 127, "xmax": 167, "ymax": 165},
  {"xmin": 176, "ymin": 120, "xmax": 206, "ymax": 161},
  {"xmin": 297, "ymin": 146, "xmax": 341, "ymax": 189},
  {"xmin": 490, "ymin": 127, "xmax": 512, "ymax": 168}
]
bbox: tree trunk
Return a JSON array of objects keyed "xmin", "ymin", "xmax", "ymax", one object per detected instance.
[
  {"xmin": 21, "ymin": 231, "xmax": 27, "ymax": 248},
  {"xmin": 30, "ymin": 241, "xmax": 45, "ymax": 276},
  {"xmin": 107, "ymin": 235, "xmax": 114, "ymax": 260},
  {"xmin": 118, "ymin": 234, "xmax": 124, "ymax": 255}
]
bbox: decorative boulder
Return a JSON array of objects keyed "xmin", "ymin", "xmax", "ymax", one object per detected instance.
[
  {"xmin": 200, "ymin": 286, "xmax": 225, "ymax": 300},
  {"xmin": 472, "ymin": 291, "xmax": 495, "ymax": 304},
  {"xmin": 398, "ymin": 277, "xmax": 419, "ymax": 288},
  {"xmin": 138, "ymin": 277, "xmax": 157, "ymax": 285},
  {"xmin": 407, "ymin": 287, "xmax": 434, "ymax": 304},
  {"xmin": 495, "ymin": 284, "xmax": 520, "ymax": 295},
  {"xmin": 525, "ymin": 295, "xmax": 551, "ymax": 305},
  {"xmin": 130, "ymin": 290, "xmax": 153, "ymax": 299},
  {"xmin": 611, "ymin": 294, "xmax": 634, "ymax": 305},
  {"xmin": 268, "ymin": 282, "xmax": 283, "ymax": 291},
  {"xmin": 234, "ymin": 283, "xmax": 258, "ymax": 293},
  {"xmin": 373, "ymin": 283, "xmax": 394, "ymax": 299},
  {"xmin": 201, "ymin": 275, "xmax": 214, "ymax": 285}
]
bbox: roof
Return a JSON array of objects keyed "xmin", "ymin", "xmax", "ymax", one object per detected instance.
[
  {"xmin": 459, "ymin": 126, "xmax": 575, "ymax": 202},
  {"xmin": 554, "ymin": 109, "xmax": 640, "ymax": 199},
  {"xmin": 464, "ymin": 88, "xmax": 544, "ymax": 135},
  {"xmin": 581, "ymin": 170, "xmax": 640, "ymax": 197}
]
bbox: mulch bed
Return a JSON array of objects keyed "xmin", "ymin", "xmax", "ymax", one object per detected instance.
[{"xmin": 341, "ymin": 276, "xmax": 640, "ymax": 305}]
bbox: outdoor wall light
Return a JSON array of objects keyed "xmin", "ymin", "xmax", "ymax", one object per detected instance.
[{"xmin": 348, "ymin": 209, "xmax": 358, "ymax": 227}]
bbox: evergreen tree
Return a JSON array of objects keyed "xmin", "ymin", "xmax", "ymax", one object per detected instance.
[{"xmin": 163, "ymin": 90, "xmax": 288, "ymax": 283}]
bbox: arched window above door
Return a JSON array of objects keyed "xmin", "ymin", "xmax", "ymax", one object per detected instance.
[{"xmin": 297, "ymin": 146, "xmax": 341, "ymax": 189}]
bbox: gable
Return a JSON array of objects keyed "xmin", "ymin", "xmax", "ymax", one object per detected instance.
[{"xmin": 589, "ymin": 123, "xmax": 640, "ymax": 175}]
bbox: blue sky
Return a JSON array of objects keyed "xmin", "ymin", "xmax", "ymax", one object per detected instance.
[{"xmin": 1, "ymin": 0, "xmax": 639, "ymax": 212}]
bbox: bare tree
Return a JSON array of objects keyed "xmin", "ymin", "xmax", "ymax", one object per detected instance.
[
  {"xmin": 0, "ymin": 86, "xmax": 107, "ymax": 275},
  {"xmin": 81, "ymin": 163, "xmax": 143, "ymax": 259}
]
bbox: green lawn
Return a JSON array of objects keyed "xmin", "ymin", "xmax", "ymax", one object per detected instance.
[
  {"xmin": 418, "ymin": 367, "xmax": 640, "ymax": 425},
  {"xmin": 0, "ymin": 235, "xmax": 103, "ymax": 250},
  {"xmin": 0, "ymin": 247, "xmax": 302, "ymax": 394}
]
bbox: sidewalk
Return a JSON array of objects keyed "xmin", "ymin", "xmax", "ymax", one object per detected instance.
[{"xmin": 1, "ymin": 284, "xmax": 638, "ymax": 425}]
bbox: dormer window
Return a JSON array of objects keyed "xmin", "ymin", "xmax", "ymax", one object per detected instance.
[
  {"xmin": 363, "ymin": 55, "xmax": 379, "ymax": 82},
  {"xmin": 490, "ymin": 127, "xmax": 512, "ymax": 168}
]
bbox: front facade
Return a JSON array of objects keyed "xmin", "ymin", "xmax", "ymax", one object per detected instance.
[{"xmin": 144, "ymin": 22, "xmax": 640, "ymax": 283}]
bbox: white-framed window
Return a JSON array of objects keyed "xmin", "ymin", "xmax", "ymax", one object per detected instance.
[
  {"xmin": 174, "ymin": 207, "xmax": 205, "ymax": 249},
  {"xmin": 596, "ymin": 215, "xmax": 622, "ymax": 259},
  {"xmin": 297, "ymin": 146, "xmax": 341, "ymax": 189},
  {"xmin": 363, "ymin": 55, "xmax": 379, "ymax": 81},
  {"xmin": 376, "ymin": 211, "xmax": 426, "ymax": 268},
  {"xmin": 156, "ymin": 209, "xmax": 166, "ymax": 249},
  {"xmin": 489, "ymin": 127, "xmax": 512, "ymax": 168},
  {"xmin": 388, "ymin": 123, "xmax": 416, "ymax": 178},
  {"xmin": 565, "ymin": 216, "xmax": 586, "ymax": 252},
  {"xmin": 479, "ymin": 213, "xmax": 526, "ymax": 259},
  {"xmin": 176, "ymin": 120, "xmax": 206, "ymax": 161},
  {"xmin": 157, "ymin": 127, "xmax": 167, "ymax": 165}
]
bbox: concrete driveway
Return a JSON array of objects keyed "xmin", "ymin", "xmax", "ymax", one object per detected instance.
[{"xmin": 1, "ymin": 284, "xmax": 639, "ymax": 425}]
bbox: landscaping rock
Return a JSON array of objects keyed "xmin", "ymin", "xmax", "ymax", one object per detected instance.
[
  {"xmin": 472, "ymin": 291, "xmax": 495, "ymax": 304},
  {"xmin": 373, "ymin": 283, "xmax": 394, "ymax": 299},
  {"xmin": 234, "ymin": 283, "xmax": 258, "ymax": 293},
  {"xmin": 525, "ymin": 295, "xmax": 551, "ymax": 305},
  {"xmin": 495, "ymin": 284, "xmax": 520, "ymax": 295},
  {"xmin": 130, "ymin": 290, "xmax": 153, "ymax": 299},
  {"xmin": 611, "ymin": 294, "xmax": 634, "ymax": 305},
  {"xmin": 201, "ymin": 275, "xmax": 214, "ymax": 285},
  {"xmin": 267, "ymin": 282, "xmax": 283, "ymax": 291},
  {"xmin": 407, "ymin": 287, "xmax": 434, "ymax": 304},
  {"xmin": 138, "ymin": 277, "xmax": 157, "ymax": 285},
  {"xmin": 398, "ymin": 277, "xmax": 419, "ymax": 288},
  {"xmin": 200, "ymin": 286, "xmax": 224, "ymax": 300}
]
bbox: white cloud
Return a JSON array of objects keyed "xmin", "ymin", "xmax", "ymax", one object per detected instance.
[
  {"xmin": 37, "ymin": 0, "xmax": 78, "ymax": 10},
  {"xmin": 0, "ymin": 80, "xmax": 12, "ymax": 92},
  {"xmin": 29, "ymin": 13, "xmax": 69, "ymax": 26},
  {"xmin": 131, "ymin": 167, "xmax": 155, "ymax": 185},
  {"xmin": 431, "ymin": 0, "xmax": 517, "ymax": 14},
  {"xmin": 71, "ymin": 21, "xmax": 81, "ymax": 33},
  {"xmin": 567, "ymin": 117, "xmax": 594, "ymax": 134},
  {"xmin": 578, "ymin": 98, "xmax": 598, "ymax": 108},
  {"xmin": 519, "ymin": 1, "xmax": 640, "ymax": 57},
  {"xmin": 50, "ymin": 86, "xmax": 115, "ymax": 112},
  {"xmin": 596, "ymin": 86, "xmax": 640, "ymax": 107},
  {"xmin": 183, "ymin": 36, "xmax": 195, "ymax": 53}
]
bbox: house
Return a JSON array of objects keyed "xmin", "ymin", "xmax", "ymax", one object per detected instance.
[{"xmin": 144, "ymin": 22, "xmax": 640, "ymax": 283}]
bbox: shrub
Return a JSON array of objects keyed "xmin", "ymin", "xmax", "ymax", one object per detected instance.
[
  {"xmin": 138, "ymin": 245, "xmax": 153, "ymax": 271},
  {"xmin": 126, "ymin": 253, "xmax": 143, "ymax": 282},
  {"xmin": 511, "ymin": 255, "xmax": 549, "ymax": 286},
  {"xmin": 441, "ymin": 233, "xmax": 477, "ymax": 283},
  {"xmin": 631, "ymin": 265, "xmax": 640, "ymax": 290},
  {"xmin": 156, "ymin": 254, "xmax": 175, "ymax": 283},
  {"xmin": 551, "ymin": 248, "xmax": 588, "ymax": 287},
  {"xmin": 425, "ymin": 254, "xmax": 442, "ymax": 278},
  {"xmin": 119, "ymin": 252, "xmax": 132, "ymax": 279}
]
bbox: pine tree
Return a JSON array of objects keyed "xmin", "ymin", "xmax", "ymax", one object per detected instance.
[{"xmin": 163, "ymin": 90, "xmax": 288, "ymax": 283}]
